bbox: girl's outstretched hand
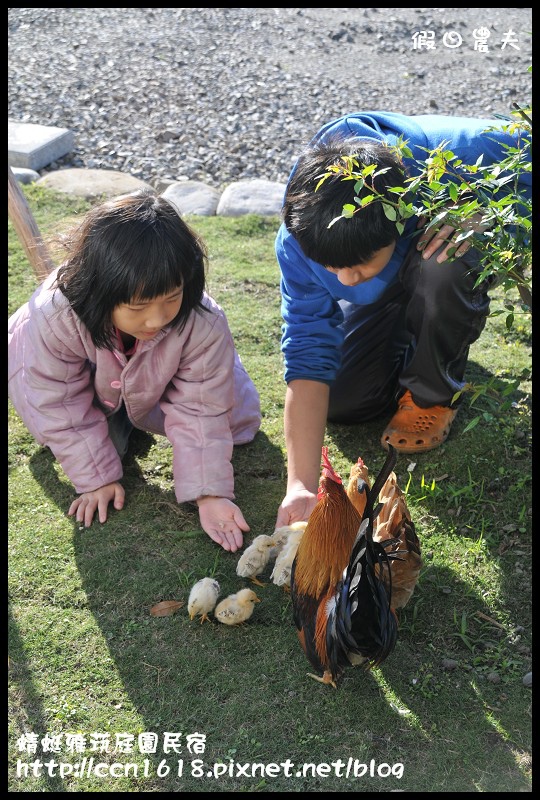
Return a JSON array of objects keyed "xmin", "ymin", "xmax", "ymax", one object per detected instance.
[
  {"xmin": 196, "ymin": 496, "xmax": 250, "ymax": 552},
  {"xmin": 68, "ymin": 481, "xmax": 125, "ymax": 528}
]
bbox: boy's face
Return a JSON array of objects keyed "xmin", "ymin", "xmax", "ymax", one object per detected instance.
[{"xmin": 324, "ymin": 242, "xmax": 396, "ymax": 286}]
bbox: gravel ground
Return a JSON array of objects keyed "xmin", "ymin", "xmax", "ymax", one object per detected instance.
[{"xmin": 8, "ymin": 7, "xmax": 533, "ymax": 190}]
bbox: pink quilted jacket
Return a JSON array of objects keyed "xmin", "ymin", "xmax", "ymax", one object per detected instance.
[{"xmin": 8, "ymin": 270, "xmax": 261, "ymax": 502}]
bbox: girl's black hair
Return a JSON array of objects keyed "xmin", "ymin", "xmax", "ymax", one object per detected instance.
[
  {"xmin": 55, "ymin": 189, "xmax": 207, "ymax": 349},
  {"xmin": 282, "ymin": 134, "xmax": 407, "ymax": 267}
]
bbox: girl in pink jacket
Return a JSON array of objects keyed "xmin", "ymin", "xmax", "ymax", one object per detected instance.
[{"xmin": 8, "ymin": 190, "xmax": 261, "ymax": 552}]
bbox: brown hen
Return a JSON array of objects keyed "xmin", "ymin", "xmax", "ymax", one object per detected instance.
[{"xmin": 347, "ymin": 458, "xmax": 422, "ymax": 610}]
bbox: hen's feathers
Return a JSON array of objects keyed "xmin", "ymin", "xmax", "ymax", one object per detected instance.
[
  {"xmin": 347, "ymin": 460, "xmax": 421, "ymax": 610},
  {"xmin": 346, "ymin": 457, "xmax": 371, "ymax": 517},
  {"xmin": 374, "ymin": 472, "xmax": 422, "ymax": 609}
]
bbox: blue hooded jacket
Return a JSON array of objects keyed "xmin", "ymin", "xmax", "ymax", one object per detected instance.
[{"xmin": 276, "ymin": 111, "xmax": 531, "ymax": 385}]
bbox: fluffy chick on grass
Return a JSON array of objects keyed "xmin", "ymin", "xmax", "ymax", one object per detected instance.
[
  {"xmin": 214, "ymin": 588, "xmax": 260, "ymax": 626},
  {"xmin": 187, "ymin": 577, "xmax": 221, "ymax": 624},
  {"xmin": 236, "ymin": 534, "xmax": 276, "ymax": 586},
  {"xmin": 270, "ymin": 522, "xmax": 307, "ymax": 590},
  {"xmin": 268, "ymin": 524, "xmax": 297, "ymax": 560}
]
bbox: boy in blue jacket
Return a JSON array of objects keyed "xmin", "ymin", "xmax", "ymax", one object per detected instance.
[{"xmin": 274, "ymin": 111, "xmax": 531, "ymax": 528}]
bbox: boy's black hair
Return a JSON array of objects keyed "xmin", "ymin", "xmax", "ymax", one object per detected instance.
[
  {"xmin": 55, "ymin": 189, "xmax": 208, "ymax": 349},
  {"xmin": 282, "ymin": 134, "xmax": 407, "ymax": 267}
]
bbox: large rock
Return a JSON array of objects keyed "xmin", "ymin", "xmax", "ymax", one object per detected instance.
[
  {"xmin": 161, "ymin": 181, "xmax": 221, "ymax": 216},
  {"xmin": 216, "ymin": 179, "xmax": 285, "ymax": 217},
  {"xmin": 36, "ymin": 168, "xmax": 153, "ymax": 200}
]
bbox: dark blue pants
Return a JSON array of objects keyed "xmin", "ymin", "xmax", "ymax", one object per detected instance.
[
  {"xmin": 327, "ymin": 243, "xmax": 494, "ymax": 423},
  {"xmin": 107, "ymin": 402, "xmax": 134, "ymax": 457}
]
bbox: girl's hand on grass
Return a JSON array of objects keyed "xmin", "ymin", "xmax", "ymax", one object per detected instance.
[
  {"xmin": 196, "ymin": 496, "xmax": 250, "ymax": 552},
  {"xmin": 68, "ymin": 481, "xmax": 125, "ymax": 527}
]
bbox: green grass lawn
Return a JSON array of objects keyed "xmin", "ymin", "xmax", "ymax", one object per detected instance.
[{"xmin": 8, "ymin": 185, "xmax": 532, "ymax": 792}]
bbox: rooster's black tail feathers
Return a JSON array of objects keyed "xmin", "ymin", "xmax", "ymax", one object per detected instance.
[{"xmin": 329, "ymin": 445, "xmax": 399, "ymax": 673}]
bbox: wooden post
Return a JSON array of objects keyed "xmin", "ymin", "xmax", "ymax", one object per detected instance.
[{"xmin": 8, "ymin": 166, "xmax": 54, "ymax": 282}]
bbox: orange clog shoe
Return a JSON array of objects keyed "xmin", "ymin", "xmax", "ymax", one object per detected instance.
[{"xmin": 381, "ymin": 390, "xmax": 458, "ymax": 454}]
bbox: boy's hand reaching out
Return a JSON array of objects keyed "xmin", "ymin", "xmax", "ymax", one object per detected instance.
[
  {"xmin": 275, "ymin": 488, "xmax": 317, "ymax": 529},
  {"xmin": 196, "ymin": 495, "xmax": 250, "ymax": 552}
]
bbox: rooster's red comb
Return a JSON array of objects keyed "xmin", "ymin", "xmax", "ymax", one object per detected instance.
[{"xmin": 321, "ymin": 446, "xmax": 342, "ymax": 485}]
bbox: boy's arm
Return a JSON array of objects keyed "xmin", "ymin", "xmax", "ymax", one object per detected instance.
[{"xmin": 275, "ymin": 379, "xmax": 330, "ymax": 528}]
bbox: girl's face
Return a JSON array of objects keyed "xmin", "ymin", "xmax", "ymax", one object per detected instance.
[
  {"xmin": 324, "ymin": 242, "xmax": 396, "ymax": 287},
  {"xmin": 111, "ymin": 287, "xmax": 183, "ymax": 340}
]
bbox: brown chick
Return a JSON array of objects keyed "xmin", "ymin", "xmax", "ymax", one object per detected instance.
[
  {"xmin": 214, "ymin": 588, "xmax": 261, "ymax": 625},
  {"xmin": 187, "ymin": 577, "xmax": 221, "ymax": 624},
  {"xmin": 236, "ymin": 534, "xmax": 276, "ymax": 586}
]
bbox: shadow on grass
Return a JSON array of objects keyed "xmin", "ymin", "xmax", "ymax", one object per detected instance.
[
  {"xmin": 12, "ymin": 399, "xmax": 530, "ymax": 790},
  {"xmin": 8, "ymin": 606, "xmax": 68, "ymax": 792}
]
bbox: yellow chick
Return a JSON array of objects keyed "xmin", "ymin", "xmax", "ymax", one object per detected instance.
[
  {"xmin": 236, "ymin": 534, "xmax": 276, "ymax": 586},
  {"xmin": 187, "ymin": 577, "xmax": 221, "ymax": 624},
  {"xmin": 268, "ymin": 523, "xmax": 300, "ymax": 560},
  {"xmin": 270, "ymin": 523, "xmax": 307, "ymax": 590},
  {"xmin": 271, "ymin": 521, "xmax": 308, "ymax": 556},
  {"xmin": 214, "ymin": 588, "xmax": 260, "ymax": 626}
]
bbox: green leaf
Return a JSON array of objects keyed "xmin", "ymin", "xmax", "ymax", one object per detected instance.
[
  {"xmin": 342, "ymin": 204, "xmax": 356, "ymax": 218},
  {"xmin": 462, "ymin": 417, "xmax": 481, "ymax": 434},
  {"xmin": 362, "ymin": 163, "xmax": 377, "ymax": 177},
  {"xmin": 359, "ymin": 194, "xmax": 375, "ymax": 207},
  {"xmin": 382, "ymin": 204, "xmax": 397, "ymax": 221}
]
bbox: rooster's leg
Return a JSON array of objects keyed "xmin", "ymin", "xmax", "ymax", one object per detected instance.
[
  {"xmin": 307, "ymin": 671, "xmax": 337, "ymax": 689},
  {"xmin": 249, "ymin": 577, "xmax": 266, "ymax": 587}
]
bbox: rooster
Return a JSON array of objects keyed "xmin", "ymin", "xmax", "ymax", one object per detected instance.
[
  {"xmin": 290, "ymin": 446, "xmax": 400, "ymax": 688},
  {"xmin": 347, "ymin": 458, "xmax": 422, "ymax": 610}
]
